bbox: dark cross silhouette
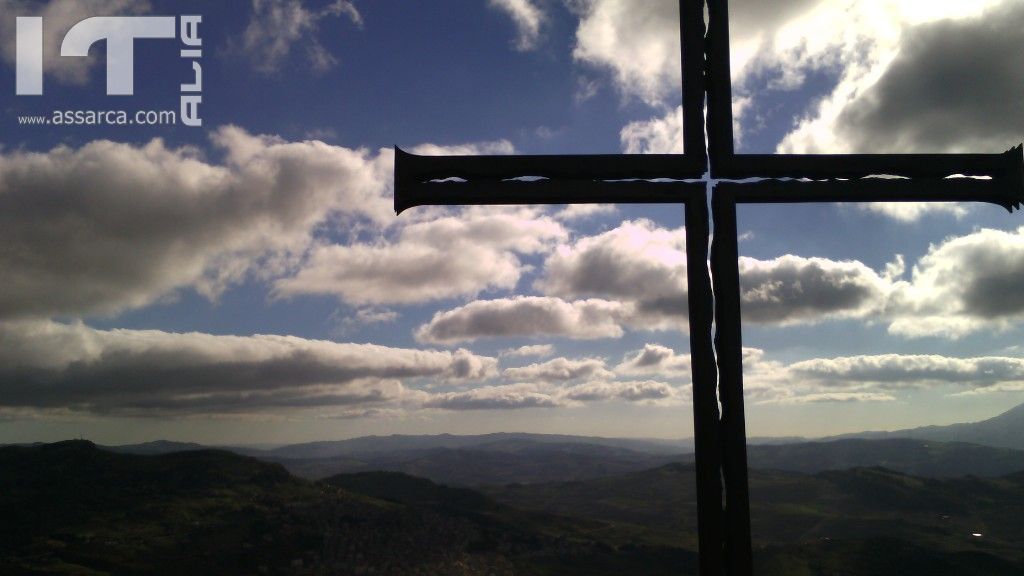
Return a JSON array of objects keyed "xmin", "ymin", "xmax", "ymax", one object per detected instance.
[{"xmin": 393, "ymin": 1, "xmax": 1024, "ymax": 574}]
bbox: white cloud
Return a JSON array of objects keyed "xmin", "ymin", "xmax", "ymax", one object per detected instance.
[
  {"xmin": 562, "ymin": 379, "xmax": 679, "ymax": 404},
  {"xmin": 570, "ymin": 0, "xmax": 681, "ymax": 107},
  {"xmin": 503, "ymin": 357, "xmax": 613, "ymax": 382},
  {"xmin": 552, "ymin": 204, "xmax": 617, "ymax": 222},
  {"xmin": 241, "ymin": 0, "xmax": 362, "ymax": 74},
  {"xmin": 0, "ymin": 127, "xmax": 392, "ymax": 320},
  {"xmin": 415, "ymin": 296, "xmax": 630, "ymax": 344},
  {"xmin": 275, "ymin": 206, "xmax": 566, "ymax": 305},
  {"xmin": 614, "ymin": 343, "xmax": 690, "ymax": 377},
  {"xmin": 620, "ymin": 106, "xmax": 683, "ymax": 154},
  {"xmin": 500, "ymin": 344, "xmax": 556, "ymax": 358},
  {"xmin": 569, "ymin": 0, "xmax": 821, "ymax": 107},
  {"xmin": 424, "ymin": 383, "xmax": 563, "ymax": 410},
  {"xmin": 858, "ymin": 202, "xmax": 968, "ymax": 222},
  {"xmin": 537, "ymin": 219, "xmax": 688, "ymax": 330},
  {"xmin": 410, "ymin": 140, "xmax": 516, "ymax": 157},
  {"xmin": 489, "ymin": 0, "xmax": 546, "ymax": 51},
  {"xmin": 887, "ymin": 227, "xmax": 1024, "ymax": 338}
]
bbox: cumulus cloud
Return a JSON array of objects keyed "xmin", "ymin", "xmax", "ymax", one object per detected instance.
[
  {"xmin": 424, "ymin": 383, "xmax": 563, "ymax": 410},
  {"xmin": 552, "ymin": 204, "xmax": 617, "ymax": 222},
  {"xmin": 0, "ymin": 0, "xmax": 148, "ymax": 85},
  {"xmin": 241, "ymin": 0, "xmax": 362, "ymax": 74},
  {"xmin": 0, "ymin": 127, "xmax": 393, "ymax": 320},
  {"xmin": 741, "ymin": 348, "xmax": 1024, "ymax": 403},
  {"xmin": 570, "ymin": 0, "xmax": 1017, "ymax": 172},
  {"xmin": 789, "ymin": 354, "xmax": 1024, "ymax": 390},
  {"xmin": 415, "ymin": 296, "xmax": 629, "ymax": 344},
  {"xmin": 772, "ymin": 1, "xmax": 1011, "ymax": 155},
  {"xmin": 614, "ymin": 343, "xmax": 690, "ymax": 377},
  {"xmin": 886, "ymin": 227, "xmax": 1024, "ymax": 338},
  {"xmin": 829, "ymin": 2, "xmax": 1024, "ymax": 154},
  {"xmin": 0, "ymin": 320, "xmax": 501, "ymax": 415},
  {"xmin": 447, "ymin": 348, "xmax": 500, "ymax": 381},
  {"xmin": 739, "ymin": 254, "xmax": 895, "ymax": 325},
  {"xmin": 858, "ymin": 202, "xmax": 968, "ymax": 222},
  {"xmin": 503, "ymin": 357, "xmax": 613, "ymax": 382},
  {"xmin": 408, "ymin": 140, "xmax": 516, "ymax": 157},
  {"xmin": 489, "ymin": 0, "xmax": 546, "ymax": 51},
  {"xmin": 620, "ymin": 106, "xmax": 683, "ymax": 154},
  {"xmin": 569, "ymin": 0, "xmax": 822, "ymax": 106},
  {"xmin": 275, "ymin": 206, "xmax": 566, "ymax": 305},
  {"xmin": 563, "ymin": 379, "xmax": 679, "ymax": 404},
  {"xmin": 537, "ymin": 219, "xmax": 688, "ymax": 329},
  {"xmin": 500, "ymin": 344, "xmax": 556, "ymax": 358},
  {"xmin": 402, "ymin": 219, "xmax": 1024, "ymax": 339},
  {"xmin": 570, "ymin": 0, "xmax": 680, "ymax": 107},
  {"xmin": 423, "ymin": 378, "xmax": 681, "ymax": 411}
]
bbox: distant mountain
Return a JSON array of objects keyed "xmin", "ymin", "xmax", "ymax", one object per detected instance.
[
  {"xmin": 104, "ymin": 439, "xmax": 207, "ymax": 455},
  {"xmin": 263, "ymin": 431, "xmax": 692, "ymax": 460},
  {"xmin": 271, "ymin": 442, "xmax": 688, "ymax": 484},
  {"xmin": 99, "ymin": 432, "xmax": 1024, "ymax": 484},
  {"xmin": 746, "ymin": 438, "xmax": 1024, "ymax": 478},
  {"xmin": 831, "ymin": 402, "xmax": 1024, "ymax": 450}
]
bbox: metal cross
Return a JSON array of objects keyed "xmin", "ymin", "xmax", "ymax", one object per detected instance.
[{"xmin": 393, "ymin": 1, "xmax": 1024, "ymax": 574}]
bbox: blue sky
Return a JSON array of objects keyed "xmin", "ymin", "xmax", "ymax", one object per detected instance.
[{"xmin": 0, "ymin": 0, "xmax": 1023, "ymax": 445}]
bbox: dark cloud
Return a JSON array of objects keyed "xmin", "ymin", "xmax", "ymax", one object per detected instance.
[
  {"xmin": 0, "ymin": 128, "xmax": 391, "ymax": 320},
  {"xmin": 835, "ymin": 1, "xmax": 1024, "ymax": 153},
  {"xmin": 789, "ymin": 354, "xmax": 1024, "ymax": 389},
  {"xmin": 739, "ymin": 255, "xmax": 888, "ymax": 324},
  {"xmin": 537, "ymin": 220, "xmax": 688, "ymax": 329},
  {"xmin": 0, "ymin": 321, "xmax": 504, "ymax": 415}
]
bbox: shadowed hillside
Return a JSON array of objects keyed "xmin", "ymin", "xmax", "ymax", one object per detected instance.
[
  {"xmin": 485, "ymin": 462, "xmax": 1024, "ymax": 574},
  {"xmin": 0, "ymin": 441, "xmax": 695, "ymax": 575}
]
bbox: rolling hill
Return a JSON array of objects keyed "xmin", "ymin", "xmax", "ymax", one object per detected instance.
[
  {"xmin": 484, "ymin": 462, "xmax": 1024, "ymax": 575},
  {"xmin": 0, "ymin": 441, "xmax": 694, "ymax": 575}
]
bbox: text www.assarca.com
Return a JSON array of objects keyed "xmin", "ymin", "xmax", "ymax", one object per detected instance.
[{"xmin": 18, "ymin": 109, "xmax": 178, "ymax": 126}]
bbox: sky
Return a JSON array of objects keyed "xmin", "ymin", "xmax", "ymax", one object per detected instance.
[{"xmin": 0, "ymin": 0, "xmax": 1023, "ymax": 445}]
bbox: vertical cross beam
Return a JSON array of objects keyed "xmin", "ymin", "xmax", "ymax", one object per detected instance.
[{"xmin": 704, "ymin": 1, "xmax": 752, "ymax": 573}]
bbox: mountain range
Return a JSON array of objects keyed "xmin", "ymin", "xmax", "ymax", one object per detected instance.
[
  {"xmin": 97, "ymin": 401, "xmax": 1024, "ymax": 484},
  {"xmin": 829, "ymin": 402, "xmax": 1024, "ymax": 449}
]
